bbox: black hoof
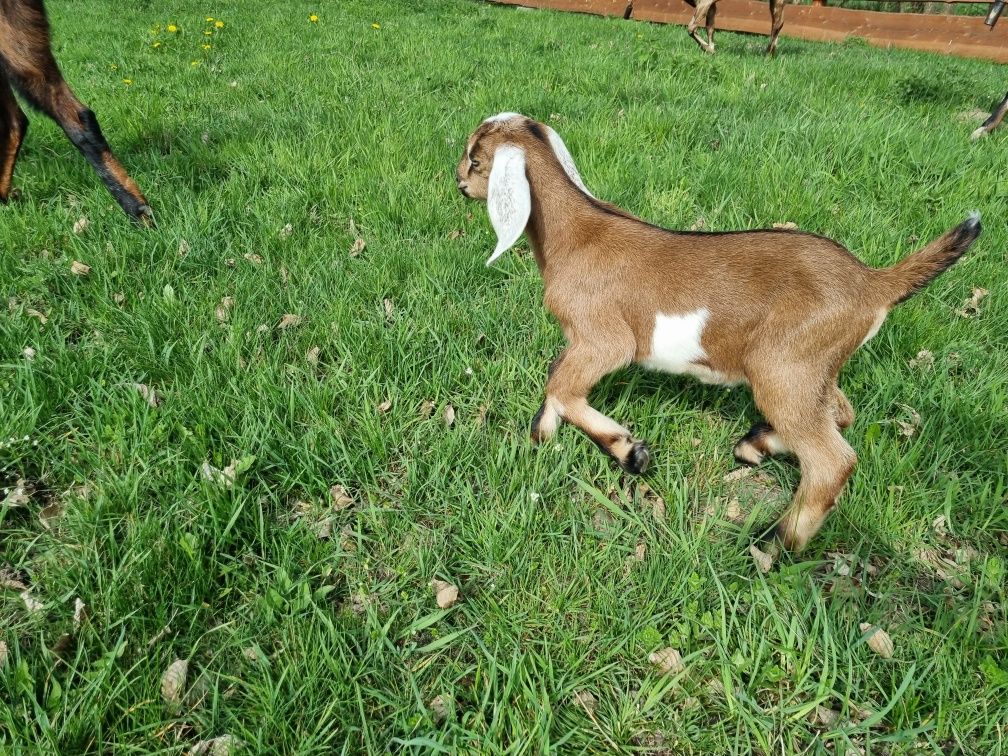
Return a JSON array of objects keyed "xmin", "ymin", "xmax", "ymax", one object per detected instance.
[
  {"xmin": 133, "ymin": 203, "xmax": 155, "ymax": 227},
  {"xmin": 624, "ymin": 441, "xmax": 651, "ymax": 475}
]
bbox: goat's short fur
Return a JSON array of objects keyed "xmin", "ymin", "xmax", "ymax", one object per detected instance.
[
  {"xmin": 457, "ymin": 112, "xmax": 982, "ymax": 553},
  {"xmin": 0, "ymin": 0, "xmax": 151, "ymax": 221},
  {"xmin": 683, "ymin": 0, "xmax": 786, "ymax": 54}
]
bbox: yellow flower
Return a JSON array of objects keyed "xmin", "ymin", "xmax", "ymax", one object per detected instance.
[
  {"xmin": 152, "ymin": 41, "xmax": 161, "ymax": 48},
  {"xmin": 202, "ymin": 43, "xmax": 211, "ymax": 49},
  {"xmin": 110, "ymin": 63, "xmax": 119, "ymax": 70},
  {"xmin": 372, "ymin": 22, "xmax": 380, "ymax": 29},
  {"xmin": 167, "ymin": 24, "xmax": 178, "ymax": 32},
  {"xmin": 123, "ymin": 78, "xmax": 133, "ymax": 85},
  {"xmin": 204, "ymin": 30, "xmax": 213, "ymax": 36},
  {"xmin": 309, "ymin": 14, "xmax": 318, "ymax": 22},
  {"xmin": 215, "ymin": 20, "xmax": 224, "ymax": 28},
  {"xmin": 206, "ymin": 16, "xmax": 214, "ymax": 21},
  {"xmin": 191, "ymin": 60, "xmax": 201, "ymax": 66}
]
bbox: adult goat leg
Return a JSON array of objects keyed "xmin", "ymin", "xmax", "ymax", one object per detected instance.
[
  {"xmin": 0, "ymin": 74, "xmax": 28, "ymax": 202},
  {"xmin": 0, "ymin": 0, "xmax": 151, "ymax": 221}
]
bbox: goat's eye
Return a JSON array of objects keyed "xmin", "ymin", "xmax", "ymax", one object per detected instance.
[{"xmin": 470, "ymin": 158, "xmax": 481, "ymax": 169}]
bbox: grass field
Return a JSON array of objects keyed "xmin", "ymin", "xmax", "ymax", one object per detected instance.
[{"xmin": 1, "ymin": 0, "xmax": 1007, "ymax": 752}]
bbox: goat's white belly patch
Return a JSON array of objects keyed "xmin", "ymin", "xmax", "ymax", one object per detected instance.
[{"xmin": 641, "ymin": 309, "xmax": 737, "ymax": 386}]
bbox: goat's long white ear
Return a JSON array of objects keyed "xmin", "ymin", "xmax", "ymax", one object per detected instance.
[
  {"xmin": 486, "ymin": 144, "xmax": 531, "ymax": 266},
  {"xmin": 545, "ymin": 125, "xmax": 594, "ymax": 199}
]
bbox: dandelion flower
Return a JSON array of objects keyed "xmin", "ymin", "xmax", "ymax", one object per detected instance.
[
  {"xmin": 372, "ymin": 22, "xmax": 380, "ymax": 29},
  {"xmin": 309, "ymin": 14, "xmax": 318, "ymax": 22},
  {"xmin": 167, "ymin": 24, "xmax": 178, "ymax": 33},
  {"xmin": 191, "ymin": 60, "xmax": 201, "ymax": 66},
  {"xmin": 123, "ymin": 78, "xmax": 133, "ymax": 85},
  {"xmin": 206, "ymin": 16, "xmax": 214, "ymax": 21},
  {"xmin": 202, "ymin": 43, "xmax": 211, "ymax": 49},
  {"xmin": 204, "ymin": 30, "xmax": 213, "ymax": 36},
  {"xmin": 152, "ymin": 41, "xmax": 161, "ymax": 48},
  {"xmin": 215, "ymin": 20, "xmax": 224, "ymax": 28}
]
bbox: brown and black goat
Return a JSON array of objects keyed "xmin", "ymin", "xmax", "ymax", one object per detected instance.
[
  {"xmin": 0, "ymin": 0, "xmax": 150, "ymax": 221},
  {"xmin": 456, "ymin": 112, "xmax": 981, "ymax": 552}
]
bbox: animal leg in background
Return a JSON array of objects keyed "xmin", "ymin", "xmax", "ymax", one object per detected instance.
[{"xmin": 0, "ymin": 0, "xmax": 151, "ymax": 220}]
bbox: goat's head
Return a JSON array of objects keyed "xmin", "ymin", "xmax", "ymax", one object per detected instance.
[{"xmin": 457, "ymin": 112, "xmax": 593, "ymax": 265}]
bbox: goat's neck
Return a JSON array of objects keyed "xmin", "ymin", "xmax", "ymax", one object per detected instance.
[{"xmin": 523, "ymin": 156, "xmax": 597, "ymax": 276}]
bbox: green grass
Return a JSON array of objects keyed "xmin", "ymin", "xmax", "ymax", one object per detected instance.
[{"xmin": 1, "ymin": 0, "xmax": 1007, "ymax": 752}]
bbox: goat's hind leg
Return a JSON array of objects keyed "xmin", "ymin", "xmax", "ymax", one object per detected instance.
[
  {"xmin": 687, "ymin": 0, "xmax": 718, "ymax": 53},
  {"xmin": 0, "ymin": 74, "xmax": 28, "ymax": 202},
  {"xmin": 733, "ymin": 384, "xmax": 853, "ymax": 466},
  {"xmin": 532, "ymin": 343, "xmax": 650, "ymax": 473},
  {"xmin": 767, "ymin": 0, "xmax": 786, "ymax": 55}
]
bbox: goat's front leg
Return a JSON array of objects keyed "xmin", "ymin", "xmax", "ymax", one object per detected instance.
[{"xmin": 531, "ymin": 343, "xmax": 649, "ymax": 473}]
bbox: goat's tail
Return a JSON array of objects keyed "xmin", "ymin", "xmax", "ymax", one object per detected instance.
[{"xmin": 875, "ymin": 213, "xmax": 982, "ymax": 306}]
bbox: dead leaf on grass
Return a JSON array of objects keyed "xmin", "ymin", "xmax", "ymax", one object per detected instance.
[
  {"xmin": 571, "ymin": 689, "xmax": 597, "ymax": 713},
  {"xmin": 189, "ymin": 734, "xmax": 239, "ymax": 755},
  {"xmin": 956, "ymin": 287, "xmax": 989, "ymax": 318},
  {"xmin": 431, "ymin": 579, "xmax": 459, "ymax": 609},
  {"xmin": 73, "ymin": 598, "xmax": 88, "ymax": 630},
  {"xmin": 648, "ymin": 647, "xmax": 685, "ymax": 675},
  {"xmin": 329, "ymin": 485, "xmax": 353, "ymax": 511},
  {"xmin": 132, "ymin": 383, "xmax": 161, "ymax": 408},
  {"xmin": 279, "ymin": 223, "xmax": 293, "ymax": 239},
  {"xmin": 23, "ymin": 347, "xmax": 36, "ymax": 361},
  {"xmin": 808, "ymin": 705, "xmax": 841, "ymax": 728},
  {"xmin": 443, "ymin": 404, "xmax": 456, "ymax": 427},
  {"xmin": 909, "ymin": 349, "xmax": 934, "ymax": 370},
  {"xmin": 277, "ymin": 313, "xmax": 301, "ymax": 329},
  {"xmin": 243, "ymin": 252, "xmax": 263, "ymax": 265},
  {"xmin": 0, "ymin": 640, "xmax": 7, "ymax": 668},
  {"xmin": 161, "ymin": 658, "xmax": 189, "ymax": 710},
  {"xmin": 3, "ymin": 480, "xmax": 31, "ymax": 508},
  {"xmin": 859, "ymin": 623, "xmax": 894, "ymax": 658},
  {"xmin": 26, "ymin": 307, "xmax": 47, "ymax": 324},
  {"xmin": 215, "ymin": 296, "xmax": 234, "ymax": 323},
  {"xmin": 1, "ymin": 568, "xmax": 27, "ymax": 591},
  {"xmin": 750, "ymin": 543, "xmax": 774, "ymax": 573},
  {"xmin": 383, "ymin": 298, "xmax": 394, "ymax": 322},
  {"xmin": 772, "ymin": 221, "xmax": 799, "ymax": 230},
  {"xmin": 306, "ymin": 346, "xmax": 320, "ymax": 365},
  {"xmin": 350, "ymin": 237, "xmax": 366, "ymax": 257},
  {"xmin": 377, "ymin": 399, "xmax": 392, "ymax": 414},
  {"xmin": 39, "ymin": 499, "xmax": 66, "ymax": 529},
  {"xmin": 72, "ymin": 217, "xmax": 89, "ymax": 235},
  {"xmin": 178, "ymin": 239, "xmax": 190, "ymax": 257},
  {"xmin": 429, "ymin": 693, "xmax": 453, "ymax": 723},
  {"xmin": 419, "ymin": 400, "xmax": 435, "ymax": 419},
  {"xmin": 70, "ymin": 260, "xmax": 91, "ymax": 276},
  {"xmin": 21, "ymin": 591, "xmax": 44, "ymax": 613}
]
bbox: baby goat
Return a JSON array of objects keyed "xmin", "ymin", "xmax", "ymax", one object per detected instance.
[
  {"xmin": 456, "ymin": 112, "xmax": 981, "ymax": 552},
  {"xmin": 0, "ymin": 0, "xmax": 151, "ymax": 221}
]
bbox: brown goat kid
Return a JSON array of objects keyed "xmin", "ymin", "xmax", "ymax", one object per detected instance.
[
  {"xmin": 456, "ymin": 112, "xmax": 981, "ymax": 552},
  {"xmin": 0, "ymin": 0, "xmax": 150, "ymax": 221}
]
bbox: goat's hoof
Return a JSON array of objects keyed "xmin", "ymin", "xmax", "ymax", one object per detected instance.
[
  {"xmin": 624, "ymin": 441, "xmax": 651, "ymax": 475},
  {"xmin": 134, "ymin": 204, "xmax": 155, "ymax": 227},
  {"xmin": 732, "ymin": 439, "xmax": 764, "ymax": 467}
]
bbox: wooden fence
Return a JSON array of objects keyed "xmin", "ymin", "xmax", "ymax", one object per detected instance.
[{"xmin": 490, "ymin": 0, "xmax": 1008, "ymax": 63}]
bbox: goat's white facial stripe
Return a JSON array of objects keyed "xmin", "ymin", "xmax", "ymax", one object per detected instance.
[
  {"xmin": 545, "ymin": 125, "xmax": 594, "ymax": 199},
  {"xmin": 641, "ymin": 309, "xmax": 738, "ymax": 386},
  {"xmin": 486, "ymin": 143, "xmax": 531, "ymax": 266}
]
